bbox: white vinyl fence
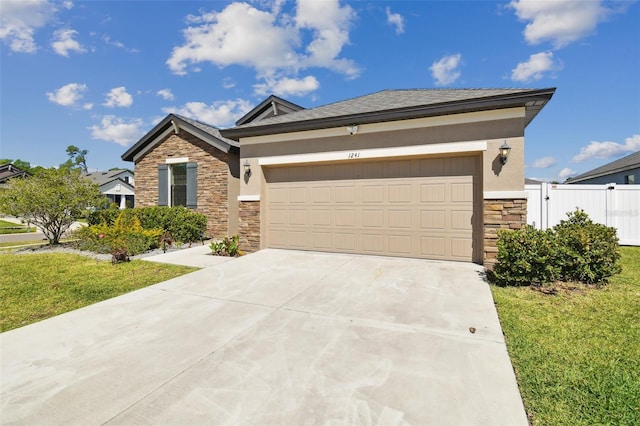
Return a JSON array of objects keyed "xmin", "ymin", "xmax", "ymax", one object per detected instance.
[{"xmin": 525, "ymin": 183, "xmax": 640, "ymax": 246}]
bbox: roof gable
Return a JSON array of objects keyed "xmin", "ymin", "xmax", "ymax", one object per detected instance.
[
  {"xmin": 121, "ymin": 114, "xmax": 239, "ymax": 163},
  {"xmin": 83, "ymin": 169, "xmax": 133, "ymax": 186},
  {"xmin": 568, "ymin": 151, "xmax": 640, "ymax": 183},
  {"xmin": 235, "ymin": 95, "xmax": 304, "ymax": 126},
  {"xmin": 221, "ymin": 88, "xmax": 556, "ymax": 140}
]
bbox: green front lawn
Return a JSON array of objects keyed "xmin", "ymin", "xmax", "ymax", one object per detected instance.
[
  {"xmin": 492, "ymin": 246, "xmax": 640, "ymax": 425},
  {"xmin": 0, "ymin": 219, "xmax": 31, "ymax": 234},
  {"xmin": 0, "ymin": 253, "xmax": 198, "ymax": 332}
]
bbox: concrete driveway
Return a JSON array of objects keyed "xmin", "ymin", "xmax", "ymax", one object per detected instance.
[{"xmin": 1, "ymin": 249, "xmax": 527, "ymax": 425}]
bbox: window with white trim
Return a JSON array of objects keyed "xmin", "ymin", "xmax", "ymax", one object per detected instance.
[{"xmin": 158, "ymin": 162, "xmax": 197, "ymax": 208}]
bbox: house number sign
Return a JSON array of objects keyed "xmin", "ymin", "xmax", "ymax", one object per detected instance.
[{"xmin": 348, "ymin": 152, "xmax": 361, "ymax": 159}]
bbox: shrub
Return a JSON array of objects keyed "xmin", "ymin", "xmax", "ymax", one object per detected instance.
[
  {"xmin": 492, "ymin": 226, "xmax": 560, "ymax": 287},
  {"xmin": 553, "ymin": 209, "xmax": 622, "ymax": 284},
  {"xmin": 87, "ymin": 206, "xmax": 207, "ymax": 245},
  {"xmin": 492, "ymin": 209, "xmax": 621, "ymax": 287},
  {"xmin": 76, "ymin": 211, "xmax": 163, "ymax": 256},
  {"xmin": 210, "ymin": 235, "xmax": 242, "ymax": 257}
]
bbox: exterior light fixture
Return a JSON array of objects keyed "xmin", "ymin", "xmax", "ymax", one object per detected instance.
[
  {"xmin": 499, "ymin": 141, "xmax": 511, "ymax": 165},
  {"xmin": 347, "ymin": 125, "xmax": 358, "ymax": 136},
  {"xmin": 243, "ymin": 159, "xmax": 252, "ymax": 177}
]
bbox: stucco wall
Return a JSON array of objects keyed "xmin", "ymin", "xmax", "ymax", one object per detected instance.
[{"xmin": 134, "ymin": 130, "xmax": 239, "ymax": 239}]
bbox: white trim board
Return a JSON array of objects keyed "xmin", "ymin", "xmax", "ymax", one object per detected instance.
[
  {"xmin": 258, "ymin": 140, "xmax": 487, "ymax": 166},
  {"xmin": 238, "ymin": 195, "xmax": 260, "ymax": 202}
]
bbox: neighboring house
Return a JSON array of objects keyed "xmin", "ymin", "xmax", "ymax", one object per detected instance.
[
  {"xmin": 0, "ymin": 163, "xmax": 31, "ymax": 188},
  {"xmin": 83, "ymin": 169, "xmax": 135, "ymax": 209},
  {"xmin": 566, "ymin": 151, "xmax": 640, "ymax": 185},
  {"xmin": 124, "ymin": 88, "xmax": 555, "ymax": 268},
  {"xmin": 525, "ymin": 178, "xmax": 543, "ymax": 185}
]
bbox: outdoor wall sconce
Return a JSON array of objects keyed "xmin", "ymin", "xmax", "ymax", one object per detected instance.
[
  {"xmin": 347, "ymin": 125, "xmax": 358, "ymax": 136},
  {"xmin": 500, "ymin": 141, "xmax": 512, "ymax": 165},
  {"xmin": 243, "ymin": 159, "xmax": 252, "ymax": 177}
]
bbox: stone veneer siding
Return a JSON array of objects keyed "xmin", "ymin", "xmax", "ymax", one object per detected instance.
[
  {"xmin": 483, "ymin": 198, "xmax": 527, "ymax": 270},
  {"xmin": 134, "ymin": 130, "xmax": 236, "ymax": 239},
  {"xmin": 238, "ymin": 201, "xmax": 260, "ymax": 253}
]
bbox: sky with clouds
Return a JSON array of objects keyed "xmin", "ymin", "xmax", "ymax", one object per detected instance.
[{"xmin": 1, "ymin": 0, "xmax": 638, "ymax": 182}]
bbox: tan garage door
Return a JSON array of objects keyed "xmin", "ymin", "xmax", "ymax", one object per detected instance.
[{"xmin": 264, "ymin": 155, "xmax": 480, "ymax": 262}]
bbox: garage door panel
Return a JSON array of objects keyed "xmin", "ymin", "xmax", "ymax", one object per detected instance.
[
  {"xmin": 335, "ymin": 233, "xmax": 356, "ymax": 251},
  {"xmin": 289, "ymin": 209, "xmax": 306, "ymax": 225},
  {"xmin": 363, "ymin": 185, "xmax": 384, "ymax": 203},
  {"xmin": 451, "ymin": 210, "xmax": 473, "ymax": 230},
  {"xmin": 266, "ymin": 156, "xmax": 477, "ymax": 262},
  {"xmin": 312, "ymin": 209, "xmax": 332, "ymax": 226},
  {"xmin": 421, "ymin": 210, "xmax": 446, "ymax": 230},
  {"xmin": 389, "ymin": 210, "xmax": 412, "ymax": 228},
  {"xmin": 335, "ymin": 209, "xmax": 355, "ymax": 227},
  {"xmin": 362, "ymin": 234, "xmax": 384, "ymax": 253},
  {"xmin": 421, "ymin": 183, "xmax": 446, "ymax": 202},
  {"xmin": 389, "ymin": 184, "xmax": 412, "ymax": 203},
  {"xmin": 363, "ymin": 209, "xmax": 384, "ymax": 227},
  {"xmin": 312, "ymin": 232, "xmax": 332, "ymax": 249},
  {"xmin": 312, "ymin": 186, "xmax": 332, "ymax": 203}
]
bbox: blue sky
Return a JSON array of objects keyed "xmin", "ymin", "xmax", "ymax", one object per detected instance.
[{"xmin": 1, "ymin": 0, "xmax": 638, "ymax": 181}]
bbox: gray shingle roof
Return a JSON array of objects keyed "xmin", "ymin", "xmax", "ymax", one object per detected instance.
[
  {"xmin": 221, "ymin": 88, "xmax": 555, "ymax": 140},
  {"xmin": 83, "ymin": 169, "xmax": 131, "ymax": 186},
  {"xmin": 569, "ymin": 151, "xmax": 640, "ymax": 183}
]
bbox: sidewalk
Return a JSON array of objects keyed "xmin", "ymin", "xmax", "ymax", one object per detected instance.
[{"xmin": 140, "ymin": 244, "xmax": 234, "ymax": 268}]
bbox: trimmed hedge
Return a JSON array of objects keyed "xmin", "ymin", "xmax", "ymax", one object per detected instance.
[
  {"xmin": 88, "ymin": 206, "xmax": 208, "ymax": 244},
  {"xmin": 492, "ymin": 209, "xmax": 621, "ymax": 286}
]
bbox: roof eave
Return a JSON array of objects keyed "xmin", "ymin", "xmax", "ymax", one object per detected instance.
[
  {"xmin": 221, "ymin": 88, "xmax": 556, "ymax": 141},
  {"xmin": 122, "ymin": 114, "xmax": 238, "ymax": 162}
]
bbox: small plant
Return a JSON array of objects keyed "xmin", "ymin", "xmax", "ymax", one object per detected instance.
[{"xmin": 210, "ymin": 235, "xmax": 243, "ymax": 257}]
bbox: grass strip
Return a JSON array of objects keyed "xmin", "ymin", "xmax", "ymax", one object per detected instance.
[
  {"xmin": 491, "ymin": 246, "xmax": 640, "ymax": 425},
  {"xmin": 0, "ymin": 252, "xmax": 198, "ymax": 332}
]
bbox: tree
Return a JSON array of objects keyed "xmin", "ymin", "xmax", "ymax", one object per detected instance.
[
  {"xmin": 0, "ymin": 168, "xmax": 105, "ymax": 244},
  {"xmin": 62, "ymin": 145, "xmax": 89, "ymax": 172}
]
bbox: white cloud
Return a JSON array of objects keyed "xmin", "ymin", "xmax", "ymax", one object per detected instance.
[
  {"xmin": 295, "ymin": 0, "xmax": 359, "ymax": 77},
  {"xmin": 511, "ymin": 51, "xmax": 560, "ymax": 82},
  {"xmin": 46, "ymin": 82, "xmax": 87, "ymax": 107},
  {"xmin": 82, "ymin": 103, "xmax": 93, "ymax": 110},
  {"xmin": 429, "ymin": 53, "xmax": 462, "ymax": 86},
  {"xmin": 102, "ymin": 34, "xmax": 139, "ymax": 53},
  {"xmin": 163, "ymin": 99, "xmax": 254, "ymax": 128},
  {"xmin": 531, "ymin": 156, "xmax": 556, "ymax": 169},
  {"xmin": 559, "ymin": 167, "xmax": 576, "ymax": 180},
  {"xmin": 509, "ymin": 0, "xmax": 612, "ymax": 48},
  {"xmin": 156, "ymin": 89, "xmax": 175, "ymax": 101},
  {"xmin": 104, "ymin": 86, "xmax": 133, "ymax": 108},
  {"xmin": 573, "ymin": 134, "xmax": 640, "ymax": 162},
  {"xmin": 89, "ymin": 115, "xmax": 145, "ymax": 146},
  {"xmin": 62, "ymin": 1, "xmax": 73, "ymax": 10},
  {"xmin": 222, "ymin": 78, "xmax": 236, "ymax": 89},
  {"xmin": 51, "ymin": 28, "xmax": 85, "ymax": 57},
  {"xmin": 166, "ymin": 0, "xmax": 359, "ymax": 87},
  {"xmin": 0, "ymin": 0, "xmax": 56, "ymax": 53},
  {"xmin": 386, "ymin": 7, "xmax": 404, "ymax": 34},
  {"xmin": 254, "ymin": 75, "xmax": 319, "ymax": 97}
]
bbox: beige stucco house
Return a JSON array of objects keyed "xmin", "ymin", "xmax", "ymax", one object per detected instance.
[{"xmin": 124, "ymin": 88, "xmax": 555, "ymax": 268}]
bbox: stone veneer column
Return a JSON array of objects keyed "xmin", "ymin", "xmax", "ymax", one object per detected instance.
[
  {"xmin": 238, "ymin": 200, "xmax": 260, "ymax": 253},
  {"xmin": 483, "ymin": 198, "xmax": 527, "ymax": 270}
]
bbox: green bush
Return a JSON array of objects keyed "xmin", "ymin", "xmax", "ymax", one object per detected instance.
[
  {"xmin": 87, "ymin": 206, "xmax": 207, "ymax": 245},
  {"xmin": 210, "ymin": 235, "xmax": 242, "ymax": 257},
  {"xmin": 492, "ymin": 209, "xmax": 621, "ymax": 287},
  {"xmin": 75, "ymin": 211, "xmax": 163, "ymax": 256},
  {"xmin": 492, "ymin": 226, "xmax": 560, "ymax": 286},
  {"xmin": 553, "ymin": 209, "xmax": 622, "ymax": 284}
]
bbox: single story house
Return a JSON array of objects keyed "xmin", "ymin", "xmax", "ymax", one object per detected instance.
[
  {"xmin": 82, "ymin": 169, "xmax": 135, "ymax": 209},
  {"xmin": 566, "ymin": 150, "xmax": 640, "ymax": 185},
  {"xmin": 124, "ymin": 88, "xmax": 555, "ymax": 268}
]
